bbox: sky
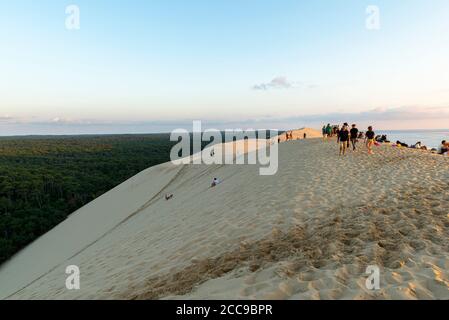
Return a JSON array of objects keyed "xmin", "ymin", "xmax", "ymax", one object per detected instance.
[{"xmin": 1, "ymin": 0, "xmax": 449, "ymax": 135}]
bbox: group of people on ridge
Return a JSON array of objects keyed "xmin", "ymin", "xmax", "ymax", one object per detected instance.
[
  {"xmin": 322, "ymin": 123, "xmax": 375, "ymax": 155},
  {"xmin": 323, "ymin": 123, "xmax": 448, "ymax": 156}
]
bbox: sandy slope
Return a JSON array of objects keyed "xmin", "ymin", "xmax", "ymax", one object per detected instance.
[
  {"xmin": 278, "ymin": 128, "xmax": 323, "ymax": 142},
  {"xmin": 0, "ymin": 131, "xmax": 448, "ymax": 300}
]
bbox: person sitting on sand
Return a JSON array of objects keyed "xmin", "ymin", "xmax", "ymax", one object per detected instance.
[
  {"xmin": 211, "ymin": 177, "xmax": 221, "ymax": 187},
  {"xmin": 439, "ymin": 140, "xmax": 449, "ymax": 155},
  {"xmin": 396, "ymin": 140, "xmax": 409, "ymax": 148},
  {"xmin": 412, "ymin": 142, "xmax": 422, "ymax": 149},
  {"xmin": 375, "ymin": 135, "xmax": 388, "ymax": 143},
  {"xmin": 338, "ymin": 124, "xmax": 350, "ymax": 156},
  {"xmin": 350, "ymin": 124, "xmax": 358, "ymax": 151},
  {"xmin": 366, "ymin": 126, "xmax": 375, "ymax": 155}
]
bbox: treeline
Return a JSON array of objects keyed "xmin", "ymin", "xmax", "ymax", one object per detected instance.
[{"xmin": 0, "ymin": 134, "xmax": 177, "ymax": 265}]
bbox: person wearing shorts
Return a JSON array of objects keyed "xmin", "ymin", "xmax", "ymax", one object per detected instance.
[
  {"xmin": 366, "ymin": 126, "xmax": 375, "ymax": 155},
  {"xmin": 338, "ymin": 124, "xmax": 350, "ymax": 156}
]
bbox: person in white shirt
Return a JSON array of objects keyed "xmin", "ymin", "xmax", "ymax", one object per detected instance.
[{"xmin": 211, "ymin": 178, "xmax": 220, "ymax": 187}]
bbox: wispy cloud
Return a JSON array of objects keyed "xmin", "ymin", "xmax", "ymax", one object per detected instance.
[
  {"xmin": 49, "ymin": 117, "xmax": 96, "ymax": 125},
  {"xmin": 1, "ymin": 106, "xmax": 448, "ymax": 136},
  {"xmin": 0, "ymin": 115, "xmax": 14, "ymax": 122},
  {"xmin": 8, "ymin": 107, "xmax": 449, "ymax": 126},
  {"xmin": 252, "ymin": 76, "xmax": 318, "ymax": 91},
  {"xmin": 288, "ymin": 106, "xmax": 449, "ymax": 123},
  {"xmin": 253, "ymin": 76, "xmax": 295, "ymax": 90}
]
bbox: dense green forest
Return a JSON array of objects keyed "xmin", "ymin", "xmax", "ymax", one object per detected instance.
[
  {"xmin": 0, "ymin": 131, "xmax": 277, "ymax": 265},
  {"xmin": 0, "ymin": 134, "xmax": 178, "ymax": 265}
]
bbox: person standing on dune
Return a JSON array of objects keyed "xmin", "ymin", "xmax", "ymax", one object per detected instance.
[
  {"xmin": 350, "ymin": 124, "xmax": 359, "ymax": 151},
  {"xmin": 338, "ymin": 124, "xmax": 350, "ymax": 156},
  {"xmin": 344, "ymin": 123, "xmax": 350, "ymax": 149},
  {"xmin": 366, "ymin": 126, "xmax": 375, "ymax": 155},
  {"xmin": 326, "ymin": 124, "xmax": 332, "ymax": 139}
]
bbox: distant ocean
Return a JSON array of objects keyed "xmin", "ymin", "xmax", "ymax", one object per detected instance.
[{"xmin": 377, "ymin": 130, "xmax": 449, "ymax": 149}]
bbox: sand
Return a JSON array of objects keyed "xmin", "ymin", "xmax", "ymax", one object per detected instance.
[
  {"xmin": 278, "ymin": 128, "xmax": 323, "ymax": 142},
  {"xmin": 0, "ymin": 129, "xmax": 448, "ymax": 300}
]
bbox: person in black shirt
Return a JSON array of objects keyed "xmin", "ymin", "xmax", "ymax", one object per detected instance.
[
  {"xmin": 350, "ymin": 124, "xmax": 359, "ymax": 151},
  {"xmin": 338, "ymin": 124, "xmax": 350, "ymax": 155},
  {"xmin": 365, "ymin": 126, "xmax": 375, "ymax": 154},
  {"xmin": 344, "ymin": 123, "xmax": 350, "ymax": 148},
  {"xmin": 439, "ymin": 140, "xmax": 449, "ymax": 154}
]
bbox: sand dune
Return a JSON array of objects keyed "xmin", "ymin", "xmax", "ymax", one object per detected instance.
[
  {"xmin": 0, "ymin": 132, "xmax": 448, "ymax": 300},
  {"xmin": 278, "ymin": 128, "xmax": 323, "ymax": 142}
]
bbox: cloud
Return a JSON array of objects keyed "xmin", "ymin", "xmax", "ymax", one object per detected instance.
[
  {"xmin": 1, "ymin": 106, "xmax": 448, "ymax": 136},
  {"xmin": 253, "ymin": 77, "xmax": 295, "ymax": 90},
  {"xmin": 0, "ymin": 115, "xmax": 13, "ymax": 122},
  {"xmin": 50, "ymin": 117, "xmax": 91, "ymax": 125},
  {"xmin": 22, "ymin": 117, "xmax": 98, "ymax": 126},
  {"xmin": 288, "ymin": 106, "xmax": 449, "ymax": 123},
  {"xmin": 9, "ymin": 106, "xmax": 449, "ymax": 127},
  {"xmin": 253, "ymin": 77, "xmax": 318, "ymax": 91},
  {"xmin": 51, "ymin": 117, "xmax": 67, "ymax": 124},
  {"xmin": 183, "ymin": 106, "xmax": 449, "ymax": 130}
]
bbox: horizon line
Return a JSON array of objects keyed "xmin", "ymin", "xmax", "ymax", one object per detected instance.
[{"xmin": 1, "ymin": 128, "xmax": 448, "ymax": 139}]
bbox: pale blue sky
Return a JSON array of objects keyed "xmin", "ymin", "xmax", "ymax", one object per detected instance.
[{"xmin": 1, "ymin": 0, "xmax": 449, "ymax": 134}]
